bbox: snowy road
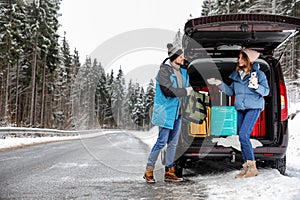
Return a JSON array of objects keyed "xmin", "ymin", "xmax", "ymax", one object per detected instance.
[
  {"xmin": 0, "ymin": 130, "xmax": 300, "ymax": 199},
  {"xmin": 0, "ymin": 132, "xmax": 150, "ymax": 199}
]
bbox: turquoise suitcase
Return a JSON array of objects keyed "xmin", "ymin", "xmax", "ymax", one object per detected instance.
[{"xmin": 211, "ymin": 106, "xmax": 237, "ymax": 136}]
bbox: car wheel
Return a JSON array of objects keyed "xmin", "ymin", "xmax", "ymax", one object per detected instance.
[{"xmin": 274, "ymin": 155, "xmax": 286, "ymax": 175}]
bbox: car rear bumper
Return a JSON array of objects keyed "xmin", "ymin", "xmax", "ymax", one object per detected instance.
[{"xmin": 178, "ymin": 146, "xmax": 287, "ymax": 161}]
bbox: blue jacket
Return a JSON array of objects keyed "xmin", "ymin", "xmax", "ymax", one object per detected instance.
[
  {"xmin": 151, "ymin": 59, "xmax": 190, "ymax": 129},
  {"xmin": 219, "ymin": 63, "xmax": 269, "ymax": 111}
]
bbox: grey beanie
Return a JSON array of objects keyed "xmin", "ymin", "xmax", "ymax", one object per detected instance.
[{"xmin": 167, "ymin": 43, "xmax": 183, "ymax": 62}]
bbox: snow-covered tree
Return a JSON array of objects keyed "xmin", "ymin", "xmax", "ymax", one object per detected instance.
[
  {"xmin": 103, "ymin": 70, "xmax": 115, "ymax": 128},
  {"xmin": 123, "ymin": 79, "xmax": 136, "ymax": 129},
  {"xmin": 201, "ymin": 0, "xmax": 251, "ymax": 16},
  {"xmin": 144, "ymin": 79, "xmax": 155, "ymax": 129},
  {"xmin": 131, "ymin": 85, "xmax": 145, "ymax": 129},
  {"xmin": 173, "ymin": 29, "xmax": 183, "ymax": 49},
  {"xmin": 111, "ymin": 67, "xmax": 125, "ymax": 128},
  {"xmin": 95, "ymin": 63, "xmax": 108, "ymax": 128},
  {"xmin": 202, "ymin": 0, "xmax": 218, "ymax": 16},
  {"xmin": 0, "ymin": 1, "xmax": 26, "ymax": 125}
]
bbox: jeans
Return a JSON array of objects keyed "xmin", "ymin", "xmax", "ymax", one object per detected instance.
[
  {"xmin": 237, "ymin": 109, "xmax": 261, "ymax": 162},
  {"xmin": 147, "ymin": 115, "xmax": 182, "ymax": 168}
]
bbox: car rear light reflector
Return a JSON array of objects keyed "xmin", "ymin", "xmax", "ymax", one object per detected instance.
[{"xmin": 263, "ymin": 153, "xmax": 274, "ymax": 157}]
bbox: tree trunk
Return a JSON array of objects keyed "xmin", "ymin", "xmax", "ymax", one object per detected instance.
[
  {"xmin": 30, "ymin": 32, "xmax": 38, "ymax": 127},
  {"xmin": 15, "ymin": 58, "xmax": 20, "ymax": 125},
  {"xmin": 41, "ymin": 53, "xmax": 47, "ymax": 127},
  {"xmin": 4, "ymin": 62, "xmax": 10, "ymax": 123}
]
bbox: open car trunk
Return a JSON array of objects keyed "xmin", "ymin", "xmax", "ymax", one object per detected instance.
[
  {"xmin": 181, "ymin": 14, "xmax": 300, "ymax": 147},
  {"xmin": 185, "ymin": 58, "xmax": 275, "ymax": 146}
]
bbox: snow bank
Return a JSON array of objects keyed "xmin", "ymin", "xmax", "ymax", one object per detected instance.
[{"xmin": 0, "ymin": 136, "xmax": 79, "ymax": 151}]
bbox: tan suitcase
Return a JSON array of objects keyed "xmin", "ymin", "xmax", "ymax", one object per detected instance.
[{"xmin": 188, "ymin": 107, "xmax": 210, "ymax": 137}]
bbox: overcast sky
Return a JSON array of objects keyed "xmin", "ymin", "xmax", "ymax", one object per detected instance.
[
  {"xmin": 59, "ymin": 0, "xmax": 203, "ymax": 61},
  {"xmin": 58, "ymin": 0, "xmax": 203, "ymax": 85}
]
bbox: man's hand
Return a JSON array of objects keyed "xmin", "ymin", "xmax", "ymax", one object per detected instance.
[{"xmin": 186, "ymin": 87, "xmax": 193, "ymax": 96}]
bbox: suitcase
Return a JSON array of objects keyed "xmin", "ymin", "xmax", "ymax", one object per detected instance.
[
  {"xmin": 188, "ymin": 107, "xmax": 210, "ymax": 137},
  {"xmin": 211, "ymin": 106, "xmax": 237, "ymax": 136},
  {"xmin": 210, "ymin": 90, "xmax": 237, "ymax": 136},
  {"xmin": 250, "ymin": 110, "xmax": 266, "ymax": 137},
  {"xmin": 208, "ymin": 85, "xmax": 227, "ymax": 106}
]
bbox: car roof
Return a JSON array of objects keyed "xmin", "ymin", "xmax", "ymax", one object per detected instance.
[{"xmin": 184, "ymin": 14, "xmax": 300, "ymax": 52}]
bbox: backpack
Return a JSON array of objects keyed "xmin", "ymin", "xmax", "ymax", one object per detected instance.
[{"xmin": 184, "ymin": 90, "xmax": 210, "ymax": 124}]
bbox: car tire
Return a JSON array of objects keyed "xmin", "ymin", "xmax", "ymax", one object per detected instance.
[{"xmin": 274, "ymin": 155, "xmax": 286, "ymax": 175}]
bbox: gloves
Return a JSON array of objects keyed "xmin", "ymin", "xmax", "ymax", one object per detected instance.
[
  {"xmin": 186, "ymin": 87, "xmax": 193, "ymax": 96},
  {"xmin": 207, "ymin": 78, "xmax": 222, "ymax": 86},
  {"xmin": 248, "ymin": 72, "xmax": 259, "ymax": 89}
]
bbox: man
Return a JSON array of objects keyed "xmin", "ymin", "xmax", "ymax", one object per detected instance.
[{"xmin": 143, "ymin": 43, "xmax": 192, "ymax": 183}]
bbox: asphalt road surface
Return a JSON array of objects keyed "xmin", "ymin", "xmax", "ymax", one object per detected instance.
[{"xmin": 0, "ymin": 132, "xmax": 210, "ymax": 199}]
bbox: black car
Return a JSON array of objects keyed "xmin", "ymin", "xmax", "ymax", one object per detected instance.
[{"xmin": 173, "ymin": 14, "xmax": 300, "ymax": 176}]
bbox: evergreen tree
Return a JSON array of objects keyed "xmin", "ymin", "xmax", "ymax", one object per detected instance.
[
  {"xmin": 0, "ymin": 0, "xmax": 27, "ymax": 125},
  {"xmin": 111, "ymin": 66, "xmax": 125, "ymax": 128},
  {"xmin": 72, "ymin": 57, "xmax": 91, "ymax": 129},
  {"xmin": 123, "ymin": 79, "xmax": 136, "ymax": 129},
  {"xmin": 293, "ymin": 1, "xmax": 300, "ymax": 100},
  {"xmin": 67, "ymin": 49, "xmax": 81, "ymax": 129},
  {"xmin": 201, "ymin": 0, "xmax": 251, "ymax": 16},
  {"xmin": 144, "ymin": 79, "xmax": 155, "ymax": 129},
  {"xmin": 104, "ymin": 70, "xmax": 115, "ymax": 128},
  {"xmin": 131, "ymin": 85, "xmax": 145, "ymax": 129},
  {"xmin": 173, "ymin": 29, "xmax": 183, "ymax": 49},
  {"xmin": 202, "ymin": 0, "xmax": 217, "ymax": 16},
  {"xmin": 248, "ymin": 0, "xmax": 276, "ymax": 13},
  {"xmin": 95, "ymin": 62, "xmax": 108, "ymax": 128}
]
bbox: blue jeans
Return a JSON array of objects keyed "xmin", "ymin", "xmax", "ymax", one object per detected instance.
[
  {"xmin": 237, "ymin": 109, "xmax": 260, "ymax": 162},
  {"xmin": 147, "ymin": 116, "xmax": 182, "ymax": 168}
]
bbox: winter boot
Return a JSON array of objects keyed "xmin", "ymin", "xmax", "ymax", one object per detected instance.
[
  {"xmin": 164, "ymin": 167, "xmax": 183, "ymax": 182},
  {"xmin": 243, "ymin": 160, "xmax": 259, "ymax": 178},
  {"xmin": 143, "ymin": 166, "xmax": 156, "ymax": 183},
  {"xmin": 235, "ymin": 162, "xmax": 248, "ymax": 178}
]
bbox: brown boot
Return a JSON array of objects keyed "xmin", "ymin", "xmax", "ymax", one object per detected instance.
[
  {"xmin": 143, "ymin": 166, "xmax": 156, "ymax": 183},
  {"xmin": 164, "ymin": 167, "xmax": 183, "ymax": 182},
  {"xmin": 243, "ymin": 160, "xmax": 259, "ymax": 178},
  {"xmin": 235, "ymin": 162, "xmax": 248, "ymax": 178}
]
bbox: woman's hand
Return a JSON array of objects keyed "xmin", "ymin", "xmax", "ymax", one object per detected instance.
[{"xmin": 207, "ymin": 78, "xmax": 222, "ymax": 86}]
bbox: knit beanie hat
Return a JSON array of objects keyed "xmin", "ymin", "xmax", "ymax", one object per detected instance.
[
  {"xmin": 167, "ymin": 43, "xmax": 183, "ymax": 62},
  {"xmin": 242, "ymin": 48, "xmax": 260, "ymax": 63}
]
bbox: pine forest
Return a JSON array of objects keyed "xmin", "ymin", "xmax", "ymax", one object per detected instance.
[{"xmin": 0, "ymin": 0, "xmax": 299, "ymax": 130}]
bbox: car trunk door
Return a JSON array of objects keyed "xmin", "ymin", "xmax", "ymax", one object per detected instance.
[{"xmin": 183, "ymin": 14, "xmax": 300, "ymax": 53}]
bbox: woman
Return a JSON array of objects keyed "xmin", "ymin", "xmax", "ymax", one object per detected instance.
[{"xmin": 207, "ymin": 49, "xmax": 270, "ymax": 178}]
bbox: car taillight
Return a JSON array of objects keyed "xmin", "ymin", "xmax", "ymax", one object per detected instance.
[
  {"xmin": 279, "ymin": 81, "xmax": 288, "ymax": 121},
  {"xmin": 263, "ymin": 153, "xmax": 274, "ymax": 157}
]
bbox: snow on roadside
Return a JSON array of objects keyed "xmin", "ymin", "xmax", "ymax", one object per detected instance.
[
  {"xmin": 0, "ymin": 136, "xmax": 80, "ymax": 151},
  {"xmin": 0, "ymin": 130, "xmax": 122, "ymax": 151},
  {"xmin": 130, "ymin": 126, "xmax": 158, "ymax": 149},
  {"xmin": 286, "ymin": 102, "xmax": 300, "ymax": 178}
]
